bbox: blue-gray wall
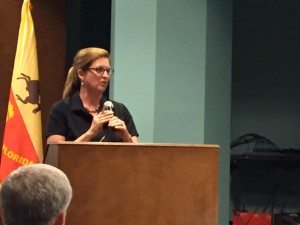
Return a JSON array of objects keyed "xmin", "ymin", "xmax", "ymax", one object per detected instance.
[
  {"xmin": 110, "ymin": 0, "xmax": 157, "ymax": 141},
  {"xmin": 111, "ymin": 1, "xmax": 232, "ymax": 225},
  {"xmin": 205, "ymin": 0, "xmax": 232, "ymax": 223}
]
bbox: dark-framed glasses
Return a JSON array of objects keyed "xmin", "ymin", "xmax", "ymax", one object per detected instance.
[{"xmin": 87, "ymin": 66, "xmax": 114, "ymax": 76}]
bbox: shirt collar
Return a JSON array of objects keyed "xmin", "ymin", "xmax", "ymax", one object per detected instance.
[{"xmin": 68, "ymin": 91, "xmax": 84, "ymax": 112}]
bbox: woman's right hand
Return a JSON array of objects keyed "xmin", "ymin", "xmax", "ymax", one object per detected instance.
[
  {"xmin": 89, "ymin": 110, "xmax": 114, "ymax": 135},
  {"xmin": 75, "ymin": 110, "xmax": 114, "ymax": 142}
]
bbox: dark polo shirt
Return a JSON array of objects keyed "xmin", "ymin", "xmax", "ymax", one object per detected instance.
[{"xmin": 45, "ymin": 92, "xmax": 139, "ymax": 142}]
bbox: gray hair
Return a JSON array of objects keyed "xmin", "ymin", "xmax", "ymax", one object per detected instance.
[{"xmin": 0, "ymin": 164, "xmax": 72, "ymax": 225}]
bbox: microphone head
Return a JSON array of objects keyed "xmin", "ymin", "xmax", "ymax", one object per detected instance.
[{"xmin": 103, "ymin": 101, "xmax": 114, "ymax": 111}]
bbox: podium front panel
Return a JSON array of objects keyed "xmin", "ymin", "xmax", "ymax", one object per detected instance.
[{"xmin": 46, "ymin": 142, "xmax": 219, "ymax": 225}]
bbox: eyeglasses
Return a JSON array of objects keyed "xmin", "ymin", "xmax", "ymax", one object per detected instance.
[{"xmin": 86, "ymin": 66, "xmax": 114, "ymax": 76}]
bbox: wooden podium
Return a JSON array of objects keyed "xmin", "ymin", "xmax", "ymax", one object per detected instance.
[{"xmin": 45, "ymin": 142, "xmax": 219, "ymax": 225}]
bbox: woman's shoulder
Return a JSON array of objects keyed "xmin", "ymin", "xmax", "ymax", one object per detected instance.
[
  {"xmin": 52, "ymin": 92, "xmax": 80, "ymax": 109},
  {"xmin": 50, "ymin": 97, "xmax": 74, "ymax": 112},
  {"xmin": 110, "ymin": 100, "xmax": 126, "ymax": 108},
  {"xmin": 109, "ymin": 100, "xmax": 131, "ymax": 114},
  {"xmin": 52, "ymin": 98, "xmax": 68, "ymax": 108},
  {"xmin": 110, "ymin": 99, "xmax": 132, "ymax": 111}
]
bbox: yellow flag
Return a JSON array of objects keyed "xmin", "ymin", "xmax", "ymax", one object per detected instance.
[{"xmin": 0, "ymin": 0, "xmax": 43, "ymax": 182}]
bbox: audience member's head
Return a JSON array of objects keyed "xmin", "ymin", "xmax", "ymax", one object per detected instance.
[{"xmin": 0, "ymin": 163, "xmax": 72, "ymax": 225}]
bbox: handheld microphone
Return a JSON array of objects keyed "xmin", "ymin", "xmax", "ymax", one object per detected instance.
[
  {"xmin": 102, "ymin": 101, "xmax": 114, "ymax": 128},
  {"xmin": 99, "ymin": 101, "xmax": 114, "ymax": 142},
  {"xmin": 103, "ymin": 101, "xmax": 114, "ymax": 112}
]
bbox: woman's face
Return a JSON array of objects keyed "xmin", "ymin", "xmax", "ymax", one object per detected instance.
[{"xmin": 81, "ymin": 57, "xmax": 111, "ymax": 93}]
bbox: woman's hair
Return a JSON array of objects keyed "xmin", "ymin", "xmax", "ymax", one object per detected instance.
[{"xmin": 62, "ymin": 47, "xmax": 110, "ymax": 99}]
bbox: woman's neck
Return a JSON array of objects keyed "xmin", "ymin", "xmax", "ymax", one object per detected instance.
[{"xmin": 79, "ymin": 88, "xmax": 102, "ymax": 109}]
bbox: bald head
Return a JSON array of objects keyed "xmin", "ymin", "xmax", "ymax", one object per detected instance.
[{"xmin": 0, "ymin": 164, "xmax": 72, "ymax": 225}]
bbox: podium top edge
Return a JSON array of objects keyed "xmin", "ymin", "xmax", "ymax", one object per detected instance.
[{"xmin": 47, "ymin": 141, "xmax": 219, "ymax": 149}]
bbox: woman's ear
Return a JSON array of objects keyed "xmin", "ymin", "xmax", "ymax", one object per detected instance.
[{"xmin": 77, "ymin": 69, "xmax": 85, "ymax": 81}]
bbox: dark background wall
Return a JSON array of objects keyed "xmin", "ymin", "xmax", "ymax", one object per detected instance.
[
  {"xmin": 66, "ymin": 0, "xmax": 111, "ymax": 66},
  {"xmin": 231, "ymin": 0, "xmax": 300, "ymax": 149},
  {"xmin": 231, "ymin": 0, "xmax": 300, "ymax": 216},
  {"xmin": 66, "ymin": 0, "xmax": 112, "ymax": 98}
]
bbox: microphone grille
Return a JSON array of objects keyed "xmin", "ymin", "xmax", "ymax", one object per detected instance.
[{"xmin": 103, "ymin": 101, "xmax": 114, "ymax": 111}]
